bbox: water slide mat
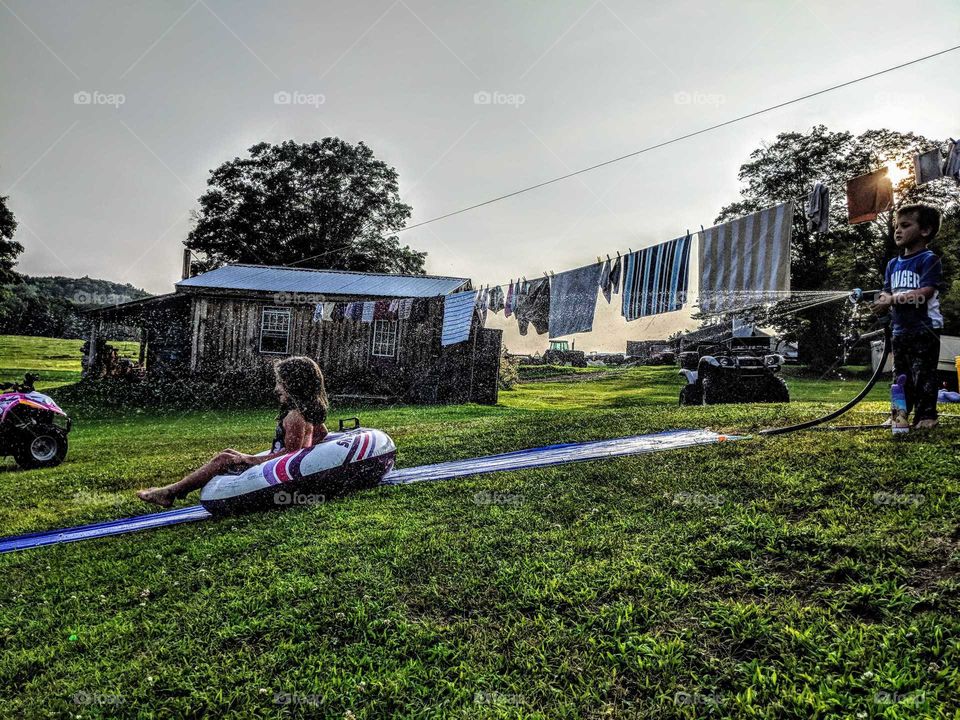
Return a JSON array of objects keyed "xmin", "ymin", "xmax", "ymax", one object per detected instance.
[{"xmin": 0, "ymin": 428, "xmax": 738, "ymax": 554}]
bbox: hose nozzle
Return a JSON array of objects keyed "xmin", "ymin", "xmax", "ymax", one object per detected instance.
[{"xmin": 849, "ymin": 288, "xmax": 864, "ymax": 304}]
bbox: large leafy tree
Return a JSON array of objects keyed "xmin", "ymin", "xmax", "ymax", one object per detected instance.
[
  {"xmin": 714, "ymin": 125, "xmax": 959, "ymax": 370},
  {"xmin": 0, "ymin": 192, "xmax": 22, "ymax": 284},
  {"xmin": 185, "ymin": 139, "xmax": 425, "ymax": 274}
]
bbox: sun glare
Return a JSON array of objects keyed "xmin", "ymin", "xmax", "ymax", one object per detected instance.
[{"xmin": 885, "ymin": 161, "xmax": 910, "ymax": 186}]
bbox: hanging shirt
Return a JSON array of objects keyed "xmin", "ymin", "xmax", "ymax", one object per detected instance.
[
  {"xmin": 805, "ymin": 182, "xmax": 830, "ymax": 233},
  {"xmin": 441, "ymin": 290, "xmax": 478, "ymax": 346},
  {"xmin": 549, "ymin": 263, "xmax": 603, "ymax": 337},
  {"xmin": 883, "ymin": 249, "xmax": 944, "ymax": 336},
  {"xmin": 914, "ymin": 148, "xmax": 943, "ymax": 185},
  {"xmin": 488, "ymin": 285, "xmax": 505, "ymax": 313},
  {"xmin": 846, "ymin": 168, "xmax": 893, "ymax": 224},
  {"xmin": 698, "ymin": 201, "xmax": 793, "ymax": 313},
  {"xmin": 504, "ymin": 280, "xmax": 515, "ymax": 318},
  {"xmin": 515, "ymin": 277, "xmax": 550, "ymax": 336},
  {"xmin": 622, "ymin": 234, "xmax": 692, "ymax": 320},
  {"xmin": 944, "ymin": 139, "xmax": 960, "ymax": 184}
]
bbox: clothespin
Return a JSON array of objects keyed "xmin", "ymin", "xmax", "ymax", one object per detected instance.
[
  {"xmin": 606, "ymin": 254, "xmax": 611, "ymax": 262},
  {"xmin": 700, "ymin": 225, "xmax": 705, "ymax": 233},
  {"xmin": 616, "ymin": 250, "xmax": 620, "ymax": 258}
]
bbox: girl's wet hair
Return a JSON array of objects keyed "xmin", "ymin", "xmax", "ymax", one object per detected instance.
[{"xmin": 275, "ymin": 356, "xmax": 329, "ymax": 425}]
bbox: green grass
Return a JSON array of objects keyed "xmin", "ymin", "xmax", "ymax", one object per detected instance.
[
  {"xmin": 0, "ymin": 335, "xmax": 139, "ymax": 389},
  {"xmin": 0, "ymin": 336, "xmax": 957, "ymax": 718}
]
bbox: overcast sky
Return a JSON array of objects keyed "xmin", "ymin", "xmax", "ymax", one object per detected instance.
[{"xmin": 2, "ymin": 0, "xmax": 958, "ymax": 351}]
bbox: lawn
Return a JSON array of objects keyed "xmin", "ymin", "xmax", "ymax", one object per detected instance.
[
  {"xmin": 0, "ymin": 334, "xmax": 139, "ymax": 389},
  {"xmin": 0, "ymin": 337, "xmax": 957, "ymax": 718}
]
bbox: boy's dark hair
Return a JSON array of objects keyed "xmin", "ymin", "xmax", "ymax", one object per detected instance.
[
  {"xmin": 896, "ymin": 203, "xmax": 941, "ymax": 238},
  {"xmin": 275, "ymin": 356, "xmax": 329, "ymax": 425}
]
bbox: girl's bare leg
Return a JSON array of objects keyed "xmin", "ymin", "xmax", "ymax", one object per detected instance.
[{"xmin": 138, "ymin": 452, "xmax": 236, "ymax": 507}]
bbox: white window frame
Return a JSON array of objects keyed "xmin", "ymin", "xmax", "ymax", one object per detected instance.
[
  {"xmin": 371, "ymin": 319, "xmax": 398, "ymax": 358},
  {"xmin": 259, "ymin": 307, "xmax": 291, "ymax": 355}
]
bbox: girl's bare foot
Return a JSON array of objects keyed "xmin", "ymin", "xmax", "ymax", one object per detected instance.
[{"xmin": 137, "ymin": 487, "xmax": 174, "ymax": 508}]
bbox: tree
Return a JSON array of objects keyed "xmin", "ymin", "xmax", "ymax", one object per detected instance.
[
  {"xmin": 0, "ymin": 192, "xmax": 23, "ymax": 284},
  {"xmin": 185, "ymin": 138, "xmax": 426, "ymax": 274},
  {"xmin": 713, "ymin": 125, "xmax": 959, "ymax": 370}
]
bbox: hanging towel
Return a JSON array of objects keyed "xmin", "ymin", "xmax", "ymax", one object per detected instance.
[
  {"xmin": 515, "ymin": 277, "xmax": 550, "ymax": 336},
  {"xmin": 504, "ymin": 280, "xmax": 515, "ymax": 318},
  {"xmin": 944, "ymin": 139, "xmax": 960, "ymax": 184},
  {"xmin": 488, "ymin": 285, "xmax": 505, "ymax": 313},
  {"xmin": 549, "ymin": 263, "xmax": 603, "ymax": 337},
  {"xmin": 387, "ymin": 299, "xmax": 400, "ymax": 317},
  {"xmin": 322, "ymin": 301, "xmax": 336, "ymax": 322},
  {"xmin": 344, "ymin": 302, "xmax": 363, "ymax": 321},
  {"xmin": 312, "ymin": 303, "xmax": 324, "ymax": 323},
  {"xmin": 698, "ymin": 201, "xmax": 793, "ymax": 314},
  {"xmin": 622, "ymin": 234, "xmax": 692, "ymax": 321},
  {"xmin": 361, "ymin": 302, "xmax": 375, "ymax": 323},
  {"xmin": 914, "ymin": 148, "xmax": 943, "ymax": 185},
  {"xmin": 331, "ymin": 303, "xmax": 346, "ymax": 321},
  {"xmin": 846, "ymin": 168, "xmax": 893, "ymax": 224},
  {"xmin": 373, "ymin": 300, "xmax": 391, "ymax": 320},
  {"xmin": 398, "ymin": 298, "xmax": 413, "ymax": 320},
  {"xmin": 441, "ymin": 290, "xmax": 478, "ymax": 346},
  {"xmin": 805, "ymin": 182, "xmax": 830, "ymax": 233}
]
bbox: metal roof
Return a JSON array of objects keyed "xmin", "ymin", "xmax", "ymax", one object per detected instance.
[{"xmin": 176, "ymin": 264, "xmax": 470, "ymax": 298}]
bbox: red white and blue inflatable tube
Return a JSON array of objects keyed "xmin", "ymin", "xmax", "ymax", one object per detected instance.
[{"xmin": 199, "ymin": 427, "xmax": 397, "ymax": 515}]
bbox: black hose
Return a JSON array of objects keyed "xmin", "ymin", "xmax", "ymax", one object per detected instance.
[{"xmin": 760, "ymin": 326, "xmax": 891, "ymax": 436}]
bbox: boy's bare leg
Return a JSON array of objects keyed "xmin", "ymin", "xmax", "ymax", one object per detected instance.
[{"xmin": 138, "ymin": 453, "xmax": 237, "ymax": 507}]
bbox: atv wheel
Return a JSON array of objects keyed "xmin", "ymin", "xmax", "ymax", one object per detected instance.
[
  {"xmin": 751, "ymin": 375, "xmax": 790, "ymax": 403},
  {"xmin": 679, "ymin": 384, "xmax": 703, "ymax": 406},
  {"xmin": 701, "ymin": 375, "xmax": 733, "ymax": 405},
  {"xmin": 13, "ymin": 426, "xmax": 68, "ymax": 469}
]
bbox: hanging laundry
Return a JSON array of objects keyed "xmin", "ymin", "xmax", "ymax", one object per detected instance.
[
  {"xmin": 549, "ymin": 263, "xmax": 603, "ymax": 337},
  {"xmin": 312, "ymin": 303, "xmax": 324, "ymax": 323},
  {"xmin": 388, "ymin": 299, "xmax": 400, "ymax": 317},
  {"xmin": 914, "ymin": 148, "xmax": 943, "ymax": 185},
  {"xmin": 944, "ymin": 139, "xmax": 960, "ymax": 184},
  {"xmin": 515, "ymin": 277, "xmax": 550, "ymax": 336},
  {"xmin": 361, "ymin": 302, "xmax": 375, "ymax": 323},
  {"xmin": 805, "ymin": 182, "xmax": 830, "ymax": 233},
  {"xmin": 331, "ymin": 303, "xmax": 346, "ymax": 321},
  {"xmin": 846, "ymin": 168, "xmax": 893, "ymax": 224},
  {"xmin": 599, "ymin": 259, "xmax": 612, "ymax": 302},
  {"xmin": 410, "ymin": 298, "xmax": 430, "ymax": 321},
  {"xmin": 698, "ymin": 201, "xmax": 793, "ymax": 314},
  {"xmin": 373, "ymin": 300, "xmax": 391, "ymax": 320},
  {"xmin": 441, "ymin": 290, "xmax": 478, "ymax": 346},
  {"xmin": 322, "ymin": 301, "xmax": 336, "ymax": 322},
  {"xmin": 622, "ymin": 234, "xmax": 692, "ymax": 321},
  {"xmin": 488, "ymin": 285, "xmax": 505, "ymax": 313},
  {"xmin": 344, "ymin": 302, "xmax": 362, "ymax": 321},
  {"xmin": 475, "ymin": 287, "xmax": 489, "ymax": 325},
  {"xmin": 399, "ymin": 298, "xmax": 413, "ymax": 320},
  {"xmin": 504, "ymin": 280, "xmax": 516, "ymax": 318},
  {"xmin": 602, "ymin": 255, "xmax": 623, "ymax": 303}
]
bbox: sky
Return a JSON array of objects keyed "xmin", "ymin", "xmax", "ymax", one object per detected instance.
[{"xmin": 2, "ymin": 0, "xmax": 958, "ymax": 352}]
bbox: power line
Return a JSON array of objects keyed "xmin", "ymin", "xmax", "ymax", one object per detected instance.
[{"xmin": 398, "ymin": 44, "xmax": 960, "ymax": 233}]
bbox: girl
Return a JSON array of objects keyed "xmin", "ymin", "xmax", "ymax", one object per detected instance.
[{"xmin": 137, "ymin": 356, "xmax": 329, "ymax": 508}]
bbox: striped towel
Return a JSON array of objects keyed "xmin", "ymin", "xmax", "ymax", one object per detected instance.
[
  {"xmin": 441, "ymin": 290, "xmax": 478, "ymax": 346},
  {"xmin": 621, "ymin": 234, "xmax": 692, "ymax": 321},
  {"xmin": 698, "ymin": 201, "xmax": 793, "ymax": 313}
]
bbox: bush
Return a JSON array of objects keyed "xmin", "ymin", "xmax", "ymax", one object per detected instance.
[{"xmin": 498, "ymin": 346, "xmax": 520, "ymax": 390}]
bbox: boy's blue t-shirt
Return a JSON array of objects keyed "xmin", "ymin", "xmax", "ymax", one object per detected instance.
[{"xmin": 882, "ymin": 248, "xmax": 944, "ymax": 335}]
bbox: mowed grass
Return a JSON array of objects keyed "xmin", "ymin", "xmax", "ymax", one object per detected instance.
[
  {"xmin": 0, "ymin": 334, "xmax": 139, "ymax": 389},
  {"xmin": 0, "ymin": 339, "xmax": 958, "ymax": 718}
]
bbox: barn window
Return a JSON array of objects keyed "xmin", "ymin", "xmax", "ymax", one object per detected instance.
[
  {"xmin": 259, "ymin": 307, "xmax": 291, "ymax": 354},
  {"xmin": 371, "ymin": 320, "xmax": 398, "ymax": 357}
]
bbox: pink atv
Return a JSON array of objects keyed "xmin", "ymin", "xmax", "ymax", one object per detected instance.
[{"xmin": 0, "ymin": 373, "xmax": 71, "ymax": 469}]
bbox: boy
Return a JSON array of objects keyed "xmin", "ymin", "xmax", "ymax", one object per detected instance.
[{"xmin": 872, "ymin": 203, "xmax": 945, "ymax": 430}]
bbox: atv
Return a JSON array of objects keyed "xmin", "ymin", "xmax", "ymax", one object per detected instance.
[
  {"xmin": 678, "ymin": 337, "xmax": 789, "ymax": 406},
  {"xmin": 0, "ymin": 373, "xmax": 72, "ymax": 469}
]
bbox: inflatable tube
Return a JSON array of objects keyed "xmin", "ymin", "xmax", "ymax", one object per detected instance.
[{"xmin": 200, "ymin": 428, "xmax": 396, "ymax": 516}]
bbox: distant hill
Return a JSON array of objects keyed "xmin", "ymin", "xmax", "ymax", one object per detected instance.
[{"xmin": 0, "ymin": 274, "xmax": 151, "ymax": 339}]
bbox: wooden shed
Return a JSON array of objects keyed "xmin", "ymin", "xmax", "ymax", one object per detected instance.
[{"xmin": 88, "ymin": 264, "xmax": 502, "ymax": 405}]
